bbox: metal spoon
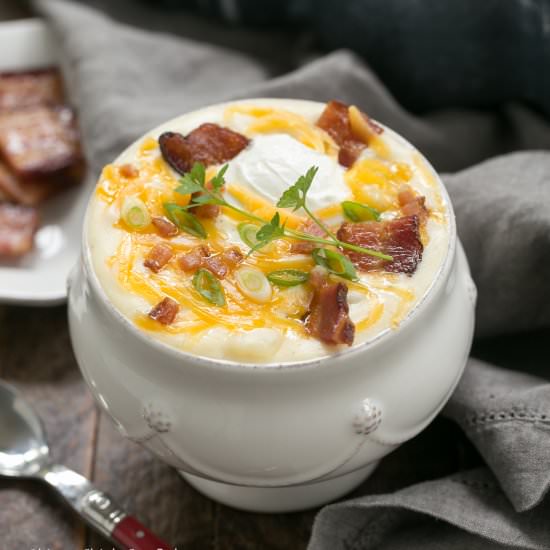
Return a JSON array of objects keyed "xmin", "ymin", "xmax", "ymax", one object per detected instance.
[{"xmin": 0, "ymin": 380, "xmax": 171, "ymax": 550}]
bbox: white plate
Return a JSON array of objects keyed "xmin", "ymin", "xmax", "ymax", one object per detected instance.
[{"xmin": 0, "ymin": 19, "xmax": 90, "ymax": 305}]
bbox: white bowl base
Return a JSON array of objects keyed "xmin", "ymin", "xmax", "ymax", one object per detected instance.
[{"xmin": 180, "ymin": 462, "xmax": 378, "ymax": 513}]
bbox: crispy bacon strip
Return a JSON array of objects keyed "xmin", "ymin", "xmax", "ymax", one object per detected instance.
[
  {"xmin": 337, "ymin": 216, "xmax": 423, "ymax": 274},
  {"xmin": 149, "ymin": 297, "xmax": 179, "ymax": 325},
  {"xmin": 290, "ymin": 220, "xmax": 327, "ymax": 254},
  {"xmin": 305, "ymin": 269, "xmax": 355, "ymax": 346},
  {"xmin": 398, "ymin": 186, "xmax": 428, "ymax": 224},
  {"xmin": 159, "ymin": 123, "xmax": 249, "ymax": 175},
  {"xmin": 0, "ymin": 105, "xmax": 84, "ymax": 179},
  {"xmin": 316, "ymin": 100, "xmax": 382, "ymax": 167},
  {"xmin": 152, "ymin": 216, "xmax": 178, "ymax": 238},
  {"xmin": 0, "ymin": 162, "xmax": 66, "ymax": 206},
  {"xmin": 0, "ymin": 202, "xmax": 39, "ymax": 256},
  {"xmin": 144, "ymin": 243, "xmax": 173, "ymax": 273},
  {"xmin": 0, "ymin": 68, "xmax": 64, "ymax": 111}
]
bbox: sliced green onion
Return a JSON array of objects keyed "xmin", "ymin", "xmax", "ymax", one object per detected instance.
[
  {"xmin": 341, "ymin": 201, "xmax": 381, "ymax": 222},
  {"xmin": 237, "ymin": 222, "xmax": 261, "ymax": 248},
  {"xmin": 312, "ymin": 248, "xmax": 358, "ymax": 281},
  {"xmin": 193, "ymin": 268, "xmax": 225, "ymax": 306},
  {"xmin": 121, "ymin": 196, "xmax": 151, "ymax": 229},
  {"xmin": 267, "ymin": 269, "xmax": 309, "ymax": 287},
  {"xmin": 235, "ymin": 267, "xmax": 272, "ymax": 303},
  {"xmin": 164, "ymin": 202, "xmax": 207, "ymax": 239}
]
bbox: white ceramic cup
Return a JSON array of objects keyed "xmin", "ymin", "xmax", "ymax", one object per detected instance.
[{"xmin": 68, "ymin": 99, "xmax": 476, "ymax": 513}]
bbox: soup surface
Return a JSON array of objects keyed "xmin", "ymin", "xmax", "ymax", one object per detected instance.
[{"xmin": 88, "ymin": 99, "xmax": 451, "ymax": 364}]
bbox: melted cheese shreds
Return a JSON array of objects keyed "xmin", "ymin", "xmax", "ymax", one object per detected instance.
[{"xmin": 89, "ymin": 100, "xmax": 451, "ymax": 363}]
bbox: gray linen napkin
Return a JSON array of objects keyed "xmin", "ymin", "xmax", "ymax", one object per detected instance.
[{"xmin": 33, "ymin": 1, "xmax": 550, "ymax": 548}]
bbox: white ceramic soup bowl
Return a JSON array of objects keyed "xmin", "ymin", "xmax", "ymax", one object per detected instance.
[{"xmin": 68, "ymin": 99, "xmax": 476, "ymax": 513}]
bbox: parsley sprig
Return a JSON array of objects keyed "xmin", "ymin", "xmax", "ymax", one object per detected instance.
[
  {"xmin": 276, "ymin": 166, "xmax": 335, "ymax": 239},
  {"xmin": 167, "ymin": 162, "xmax": 393, "ymax": 263}
]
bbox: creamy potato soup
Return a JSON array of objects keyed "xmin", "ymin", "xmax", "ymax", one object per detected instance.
[{"xmin": 88, "ymin": 99, "xmax": 450, "ymax": 364}]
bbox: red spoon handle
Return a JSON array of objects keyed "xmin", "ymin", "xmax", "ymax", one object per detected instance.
[{"xmin": 112, "ymin": 515, "xmax": 172, "ymax": 550}]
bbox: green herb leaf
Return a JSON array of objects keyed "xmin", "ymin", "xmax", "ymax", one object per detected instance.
[
  {"xmin": 256, "ymin": 212, "xmax": 284, "ymax": 241},
  {"xmin": 210, "ymin": 164, "xmax": 228, "ymax": 192},
  {"xmin": 312, "ymin": 248, "xmax": 358, "ymax": 281},
  {"xmin": 342, "ymin": 201, "xmax": 381, "ymax": 222},
  {"xmin": 276, "ymin": 166, "xmax": 319, "ymax": 211},
  {"xmin": 190, "ymin": 162, "xmax": 206, "ymax": 186},
  {"xmin": 247, "ymin": 213, "xmax": 286, "ymax": 255},
  {"xmin": 164, "ymin": 203, "xmax": 207, "ymax": 239},
  {"xmin": 175, "ymin": 178, "xmax": 203, "ymax": 195},
  {"xmin": 267, "ymin": 269, "xmax": 309, "ymax": 287},
  {"xmin": 190, "ymin": 193, "xmax": 224, "ymax": 206},
  {"xmin": 175, "ymin": 162, "xmax": 207, "ymax": 195},
  {"xmin": 237, "ymin": 223, "xmax": 261, "ymax": 248},
  {"xmin": 193, "ymin": 268, "xmax": 226, "ymax": 306}
]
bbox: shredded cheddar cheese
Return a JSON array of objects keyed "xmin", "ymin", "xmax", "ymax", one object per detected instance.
[
  {"xmin": 224, "ymin": 105, "xmax": 338, "ymax": 155},
  {"xmin": 92, "ymin": 102, "xmax": 449, "ymax": 356}
]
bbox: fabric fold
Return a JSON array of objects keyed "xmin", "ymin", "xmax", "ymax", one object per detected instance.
[
  {"xmin": 309, "ymin": 468, "xmax": 550, "ymax": 550},
  {"xmin": 445, "ymin": 359, "xmax": 550, "ymax": 512}
]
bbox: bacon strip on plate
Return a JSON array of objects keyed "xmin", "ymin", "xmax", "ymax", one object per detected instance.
[
  {"xmin": 149, "ymin": 297, "xmax": 179, "ymax": 325},
  {"xmin": 0, "ymin": 105, "xmax": 84, "ymax": 180},
  {"xmin": 305, "ymin": 268, "xmax": 355, "ymax": 346},
  {"xmin": 316, "ymin": 100, "xmax": 382, "ymax": 167},
  {"xmin": 0, "ymin": 68, "xmax": 64, "ymax": 111},
  {"xmin": 0, "ymin": 202, "xmax": 39, "ymax": 257},
  {"xmin": 0, "ymin": 160, "xmax": 82, "ymax": 206},
  {"xmin": 337, "ymin": 216, "xmax": 423, "ymax": 275},
  {"xmin": 159, "ymin": 123, "xmax": 249, "ymax": 175}
]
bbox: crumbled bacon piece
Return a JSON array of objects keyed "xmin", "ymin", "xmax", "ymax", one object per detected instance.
[
  {"xmin": 290, "ymin": 220, "xmax": 327, "ymax": 254},
  {"xmin": 118, "ymin": 163, "xmax": 139, "ymax": 179},
  {"xmin": 177, "ymin": 244, "xmax": 243, "ymax": 279},
  {"xmin": 144, "ymin": 243, "xmax": 173, "ymax": 273},
  {"xmin": 203, "ymin": 255, "xmax": 228, "ymax": 279},
  {"xmin": 338, "ymin": 142, "xmax": 365, "ymax": 168},
  {"xmin": 177, "ymin": 245, "xmax": 210, "ymax": 272},
  {"xmin": 203, "ymin": 247, "xmax": 244, "ymax": 279},
  {"xmin": 316, "ymin": 100, "xmax": 382, "ymax": 168},
  {"xmin": 0, "ymin": 68, "xmax": 64, "ymax": 111},
  {"xmin": 398, "ymin": 186, "xmax": 428, "ymax": 224},
  {"xmin": 222, "ymin": 246, "xmax": 244, "ymax": 268},
  {"xmin": 305, "ymin": 274, "xmax": 355, "ymax": 346},
  {"xmin": 0, "ymin": 202, "xmax": 39, "ymax": 256},
  {"xmin": 0, "ymin": 105, "xmax": 83, "ymax": 179},
  {"xmin": 149, "ymin": 297, "xmax": 179, "ymax": 325},
  {"xmin": 189, "ymin": 191, "xmax": 220, "ymax": 219},
  {"xmin": 159, "ymin": 123, "xmax": 249, "ymax": 175},
  {"xmin": 152, "ymin": 216, "xmax": 178, "ymax": 238},
  {"xmin": 337, "ymin": 216, "xmax": 423, "ymax": 274}
]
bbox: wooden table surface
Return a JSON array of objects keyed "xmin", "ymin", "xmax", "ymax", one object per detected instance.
[{"xmin": 0, "ymin": 5, "xmax": 476, "ymax": 549}]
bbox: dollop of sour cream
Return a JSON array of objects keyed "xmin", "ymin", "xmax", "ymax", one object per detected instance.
[{"xmin": 225, "ymin": 134, "xmax": 350, "ymax": 211}]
